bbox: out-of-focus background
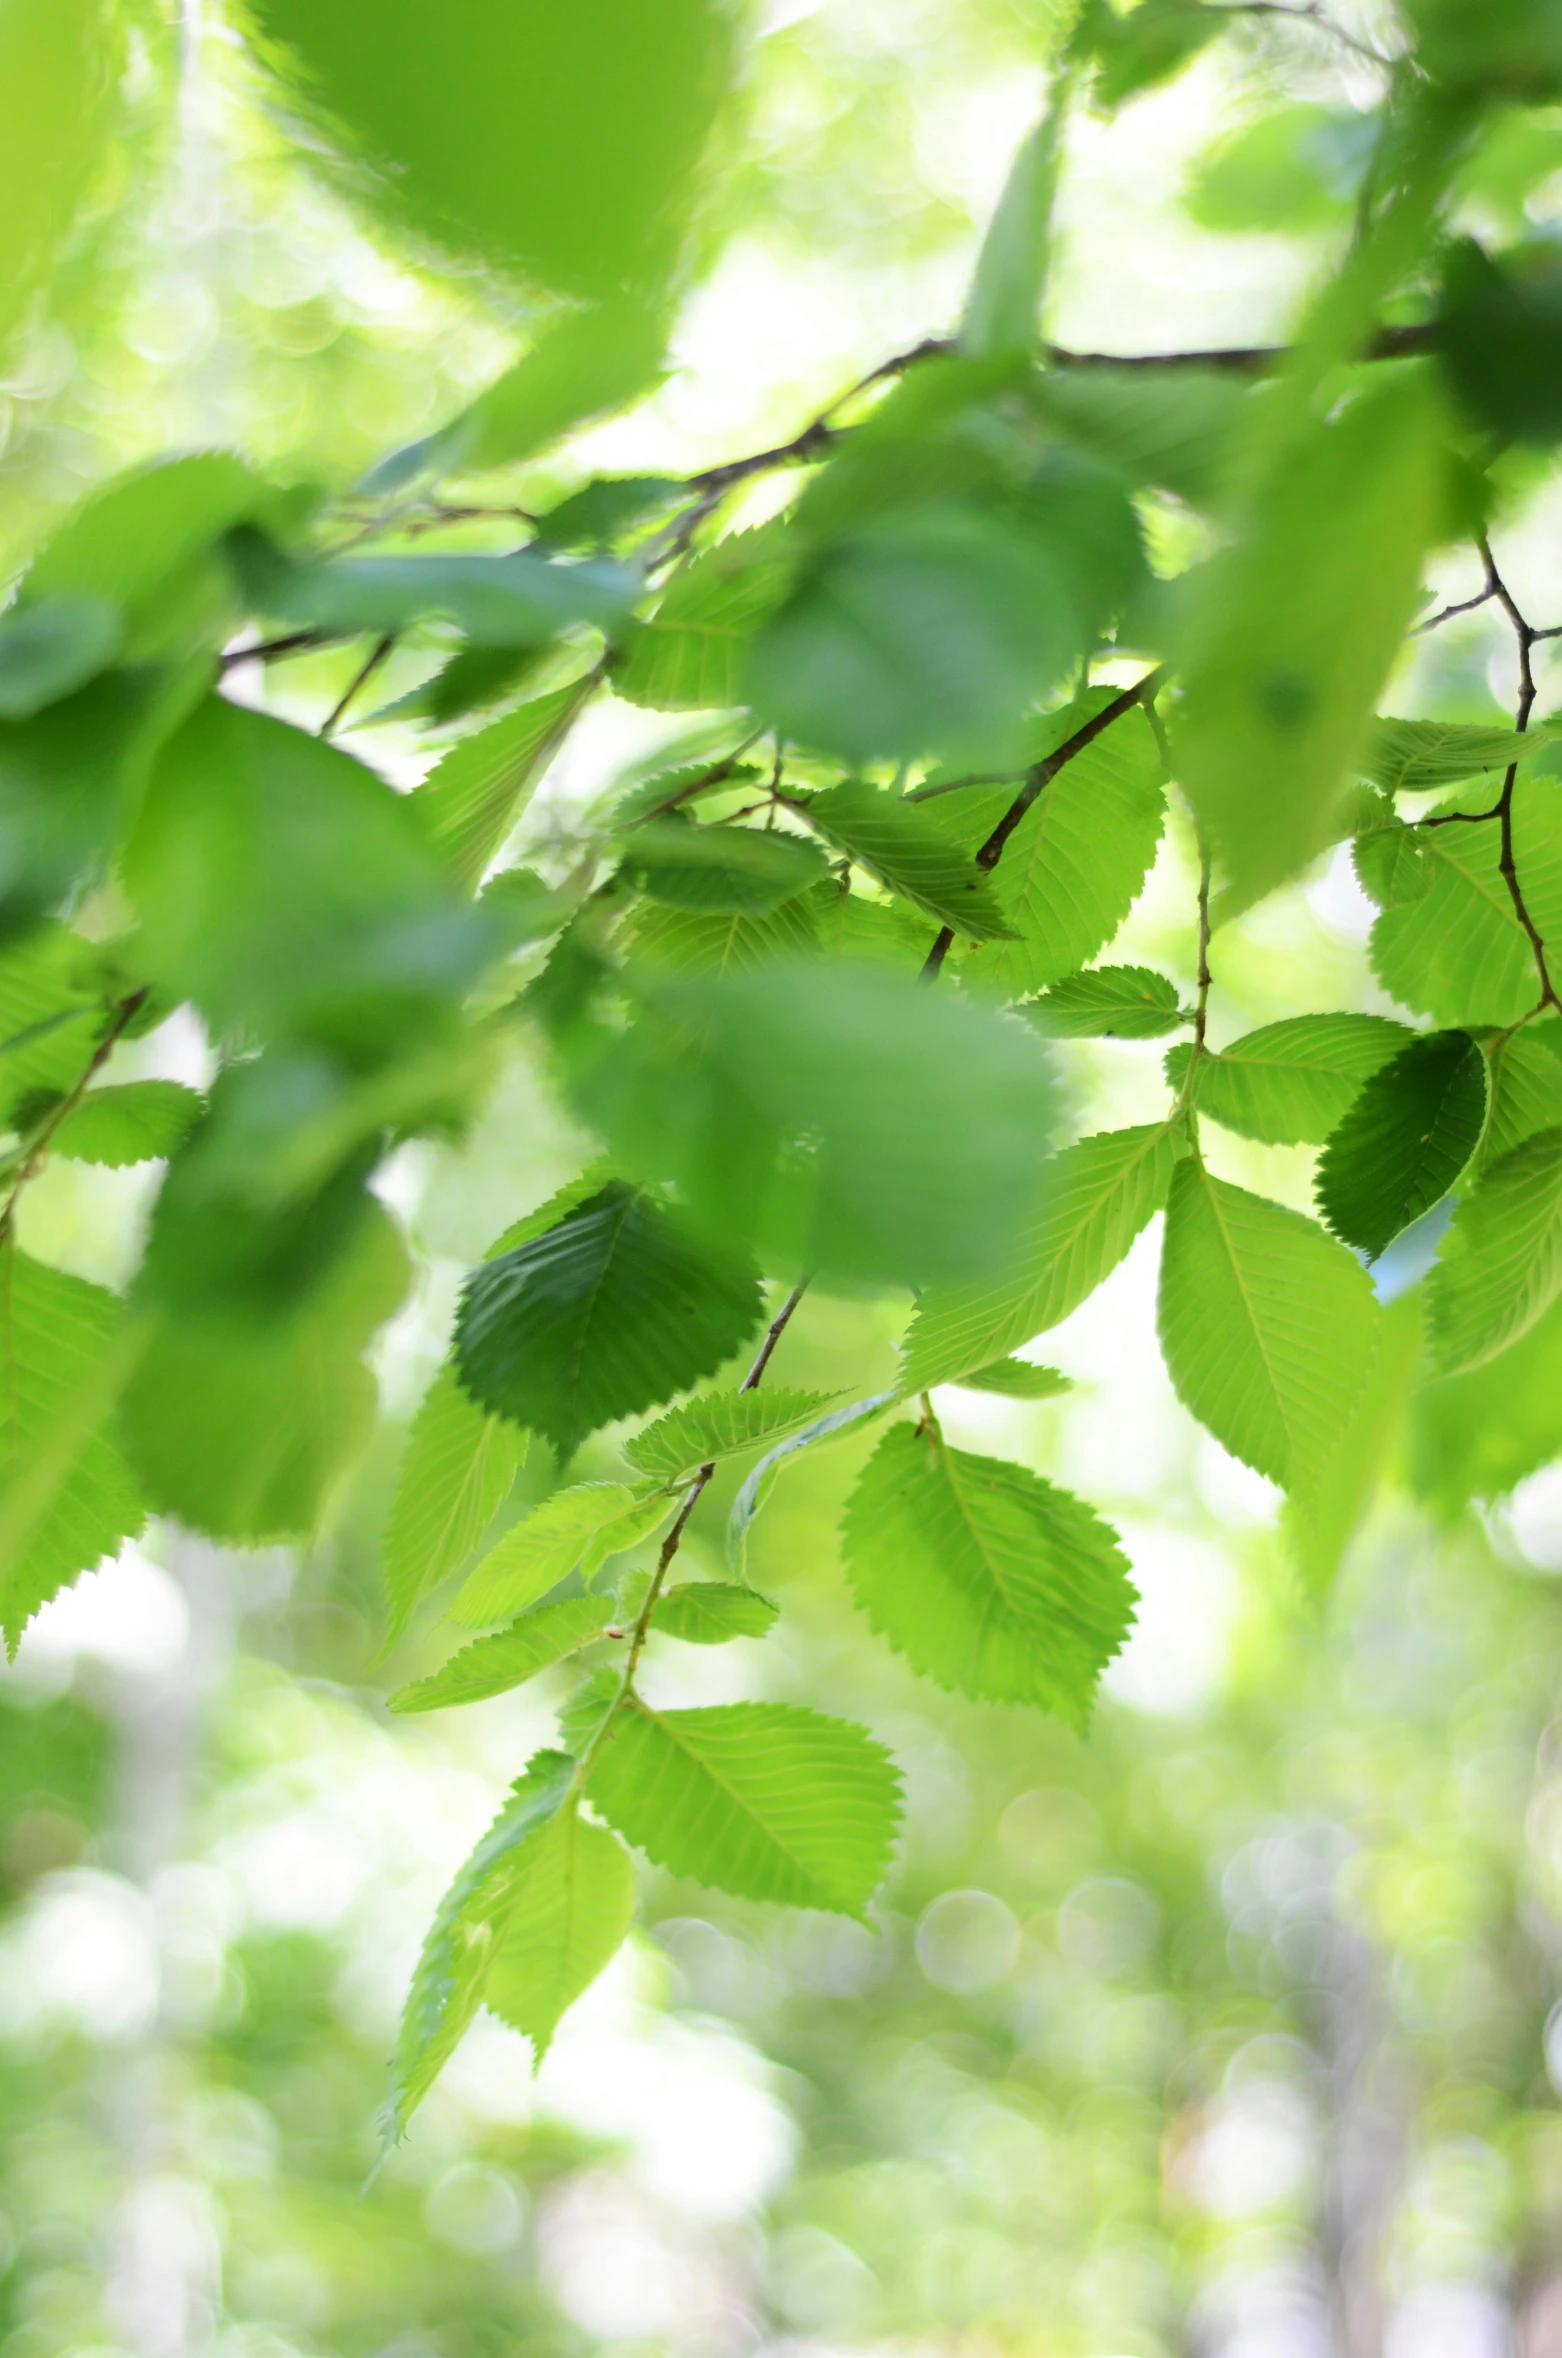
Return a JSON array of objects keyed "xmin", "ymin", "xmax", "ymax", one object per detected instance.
[{"xmin": 7, "ymin": 4, "xmax": 1562, "ymax": 2355}]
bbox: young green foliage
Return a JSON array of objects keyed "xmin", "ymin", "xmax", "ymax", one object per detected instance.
[
  {"xmin": 390, "ymin": 1598, "xmax": 618, "ymax": 1714},
  {"xmin": 452, "ymin": 1484, "xmax": 668, "ymax": 1628},
  {"xmin": 651, "ymin": 1584, "xmax": 781, "ymax": 1645},
  {"xmin": 484, "ymin": 1807, "xmax": 635, "ymax": 2062},
  {"xmin": 623, "ymin": 1388, "xmax": 843, "ymax": 1484},
  {"xmin": 1024, "ymin": 965, "xmax": 1186, "ymax": 1039},
  {"xmin": 1427, "ymin": 1128, "xmax": 1562, "ymax": 1370},
  {"xmin": 383, "ymin": 1366, "xmax": 528, "ymax": 1643},
  {"xmin": 1165, "ymin": 1015, "xmax": 1409, "ymax": 1145}
]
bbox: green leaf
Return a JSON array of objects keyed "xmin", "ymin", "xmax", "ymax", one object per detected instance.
[
  {"xmin": 843, "ymin": 1423, "xmax": 1134, "ymax": 1722},
  {"xmin": 48, "ymin": 1081, "xmax": 203, "ymax": 1167},
  {"xmin": 1439, "ymin": 236, "xmax": 1562, "ymax": 444},
  {"xmin": 615, "ymin": 526, "xmax": 793, "ymax": 712},
  {"xmin": 1164, "ymin": 1015, "xmax": 1411, "ymax": 1145},
  {"xmin": 960, "ymin": 92, "xmax": 1066, "ymax": 359},
  {"xmin": 952, "ymin": 1358, "xmax": 1071, "ymax": 1399},
  {"xmin": 452, "ymin": 1483, "xmax": 653, "ymax": 1627},
  {"xmin": 0, "ymin": 596, "xmax": 121, "ymax": 720},
  {"xmin": 1368, "ymin": 783, "xmax": 1562, "ymax": 1025},
  {"xmin": 455, "ymin": 1182, "xmax": 763, "ymax": 1462},
  {"xmin": 1316, "ymin": 1030, "xmax": 1487, "ymax": 1257},
  {"xmin": 0, "ymin": 0, "xmax": 124, "ymax": 359},
  {"xmin": 1023, "ymin": 965, "xmax": 1185, "ymax": 1039},
  {"xmin": 28, "ymin": 454, "xmax": 286, "ymax": 648},
  {"xmin": 1354, "ymin": 818, "xmax": 1435, "ymax": 909},
  {"xmin": 384, "ymin": 1749, "xmax": 574, "ymax": 2140},
  {"xmin": 901, "ymin": 1123, "xmax": 1180, "ymax": 1391},
  {"xmin": 618, "ymin": 819, "xmax": 829, "ymax": 916},
  {"xmin": 1157, "ymin": 1160, "xmax": 1381, "ymax": 1502},
  {"xmin": 949, "ymin": 693, "xmax": 1166, "ymax": 999},
  {"xmin": 122, "ymin": 1201, "xmax": 408, "ymax": 1545},
  {"xmin": 253, "ymin": 0, "xmax": 733, "ymax": 299},
  {"xmin": 127, "ymin": 698, "xmax": 492, "ymax": 1057},
  {"xmin": 1364, "ymin": 715, "xmax": 1547, "ymax": 793},
  {"xmin": 1411, "ymin": 1287, "xmax": 1562, "ymax": 1511},
  {"xmin": 580, "ymin": 1490, "xmax": 680, "ymax": 1580},
  {"xmin": 485, "ymin": 1806, "xmax": 635, "ymax": 2062},
  {"xmin": 1176, "ymin": 370, "xmax": 1448, "ymax": 904},
  {"xmin": 1479, "ymin": 1022, "xmax": 1562, "ymax": 1165},
  {"xmin": 0, "ymin": 1244, "xmax": 147, "ymax": 1649},
  {"xmin": 420, "ymin": 297, "xmax": 670, "ymax": 478},
  {"xmin": 806, "ymin": 880, "xmax": 939, "ymax": 968},
  {"xmin": 651, "ymin": 1583, "xmax": 781, "ymax": 1644},
  {"xmin": 1033, "ymin": 366, "xmax": 1250, "ymax": 508},
  {"xmin": 1077, "ymin": 0, "xmax": 1225, "ymax": 110},
  {"xmin": 414, "ymin": 682, "xmax": 591, "ymax": 893},
  {"xmin": 1286, "ymin": 1287, "xmax": 1424, "ymax": 1597},
  {"xmin": 727, "ymin": 1393, "xmax": 898, "ymax": 1575},
  {"xmin": 383, "ymin": 1363, "xmax": 527, "ymax": 1642},
  {"xmin": 578, "ymin": 959, "xmax": 1060, "ymax": 1289},
  {"xmin": 237, "ymin": 538, "xmax": 634, "ymax": 648},
  {"xmin": 586, "ymin": 1699, "xmax": 901, "ymax": 1917},
  {"xmin": 624, "ymin": 1387, "xmax": 844, "ymax": 1483},
  {"xmin": 1427, "ymin": 1128, "xmax": 1562, "ymax": 1371},
  {"xmin": 624, "ymin": 892, "xmax": 821, "ymax": 978},
  {"xmin": 390, "ymin": 1596, "xmax": 617, "ymax": 1712},
  {"xmin": 538, "ymin": 476, "xmax": 688, "ymax": 554},
  {"xmin": 0, "ymin": 927, "xmax": 110, "ymax": 1119},
  {"xmin": 802, "ymin": 782, "xmax": 1017, "ymax": 940}
]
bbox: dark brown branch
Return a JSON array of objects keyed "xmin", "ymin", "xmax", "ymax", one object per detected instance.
[
  {"xmin": 321, "ymin": 632, "xmax": 396, "ymax": 737},
  {"xmin": 0, "ymin": 989, "xmax": 150, "ymax": 1242},
  {"xmin": 1475, "ymin": 535, "xmax": 1560, "ymax": 1014},
  {"xmin": 218, "ymin": 629, "xmax": 340, "ymax": 671}
]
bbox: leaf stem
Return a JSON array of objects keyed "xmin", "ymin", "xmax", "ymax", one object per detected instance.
[
  {"xmin": 0, "ymin": 989, "xmax": 150, "ymax": 1243},
  {"xmin": 321, "ymin": 633, "xmax": 397, "ymax": 737}
]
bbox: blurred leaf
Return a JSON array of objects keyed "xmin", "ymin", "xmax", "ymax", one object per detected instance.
[
  {"xmin": 485, "ymin": 1807, "xmax": 635, "ymax": 2061},
  {"xmin": 0, "ymin": 0, "xmax": 124, "ymax": 358},
  {"xmin": 0, "ymin": 1245, "xmax": 146, "ymax": 1650},
  {"xmin": 0, "ymin": 927, "xmax": 111, "ymax": 1119},
  {"xmin": 253, "ymin": 0, "xmax": 733, "ymax": 298},
  {"xmin": 586, "ymin": 1699, "xmax": 901, "ymax": 1916},
  {"xmin": 1287, "ymin": 1285, "xmax": 1425, "ymax": 1597},
  {"xmin": 452, "ymin": 1483, "xmax": 655, "ymax": 1627},
  {"xmin": 1186, "ymin": 104, "xmax": 1368, "ymax": 236},
  {"xmin": 1075, "ymin": 0, "xmax": 1226, "ymax": 110},
  {"xmin": 49, "ymin": 1081, "xmax": 202, "ymax": 1166},
  {"xmin": 1316, "ymin": 1030, "xmax": 1486, "ymax": 1256},
  {"xmin": 0, "ymin": 597, "xmax": 121, "ymax": 720},
  {"xmin": 122, "ymin": 1199, "xmax": 408, "ymax": 1543},
  {"xmin": 578, "ymin": 958, "xmax": 1060, "ymax": 1289},
  {"xmin": 843, "ymin": 1423, "xmax": 1134, "ymax": 1723},
  {"xmin": 902, "ymin": 1123, "xmax": 1180, "ymax": 1390},
  {"xmin": 1164, "ymin": 1015, "xmax": 1411, "ymax": 1145},
  {"xmin": 1176, "ymin": 371, "xmax": 1449, "ymax": 905},
  {"xmin": 235, "ymin": 535, "xmax": 635, "ymax": 647},
  {"xmin": 1033, "ymin": 367, "xmax": 1249, "ymax": 507},
  {"xmin": 952, "ymin": 1357, "xmax": 1072, "ymax": 1398},
  {"xmin": 384, "ymin": 1749, "xmax": 575, "ymax": 2140},
  {"xmin": 1428, "ymin": 1127, "xmax": 1562, "ymax": 1370},
  {"xmin": 455, "ymin": 1182, "xmax": 763, "ymax": 1461},
  {"xmin": 960, "ymin": 91, "xmax": 1066, "ymax": 359},
  {"xmin": 1368, "ymin": 784, "xmax": 1562, "ymax": 1024},
  {"xmin": 421, "ymin": 298, "xmax": 671, "ymax": 478},
  {"xmin": 803, "ymin": 781, "xmax": 1017, "ymax": 939},
  {"xmin": 1411, "ymin": 1286, "xmax": 1562, "ymax": 1508},
  {"xmin": 537, "ymin": 475, "xmax": 688, "ymax": 553},
  {"xmin": 618, "ymin": 818, "xmax": 829, "ymax": 916},
  {"xmin": 1439, "ymin": 237, "xmax": 1562, "ymax": 441},
  {"xmin": 128, "ymin": 698, "xmax": 495, "ymax": 1056},
  {"xmin": 949, "ymin": 693, "xmax": 1166, "ymax": 999},
  {"xmin": 1158, "ymin": 1160, "xmax": 1381, "ymax": 1501},
  {"xmin": 390, "ymin": 1597, "xmax": 617, "ymax": 1712},
  {"xmin": 1024, "ymin": 964, "xmax": 1185, "ymax": 1038},
  {"xmin": 624, "ymin": 1387, "xmax": 843, "ymax": 1483},
  {"xmin": 616, "ymin": 526, "xmax": 794, "ymax": 712},
  {"xmin": 414, "ymin": 681, "xmax": 592, "ymax": 893},
  {"xmin": 1364, "ymin": 715, "xmax": 1547, "ymax": 792},
  {"xmin": 651, "ymin": 1583, "xmax": 780, "ymax": 1644},
  {"xmin": 383, "ymin": 1364, "xmax": 527, "ymax": 1642}
]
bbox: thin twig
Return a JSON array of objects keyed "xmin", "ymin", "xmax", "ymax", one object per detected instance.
[
  {"xmin": 218, "ymin": 629, "xmax": 338, "ymax": 671},
  {"xmin": 919, "ymin": 670, "xmax": 1166, "ymax": 980},
  {"xmin": 0, "ymin": 990, "xmax": 150, "ymax": 1242},
  {"xmin": 1473, "ymin": 535, "xmax": 1560, "ymax": 1014},
  {"xmin": 321, "ymin": 632, "xmax": 396, "ymax": 738},
  {"xmin": 1208, "ymin": 0, "xmax": 1397, "ymax": 68},
  {"xmin": 1413, "ymin": 574, "xmax": 1498, "ymax": 636}
]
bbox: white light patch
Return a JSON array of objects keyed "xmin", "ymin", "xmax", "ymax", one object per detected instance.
[{"xmin": 1103, "ymin": 1525, "xmax": 1236, "ymax": 1716}]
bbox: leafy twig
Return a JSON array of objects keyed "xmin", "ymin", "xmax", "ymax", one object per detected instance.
[
  {"xmin": 1474, "ymin": 535, "xmax": 1560, "ymax": 1015},
  {"xmin": 0, "ymin": 989, "xmax": 150, "ymax": 1243}
]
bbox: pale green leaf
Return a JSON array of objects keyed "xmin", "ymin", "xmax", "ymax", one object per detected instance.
[
  {"xmin": 0, "ymin": 926, "xmax": 107, "ymax": 1119},
  {"xmin": 1164, "ymin": 1014, "xmax": 1410, "ymax": 1145},
  {"xmin": 1427, "ymin": 1127, "xmax": 1562, "ymax": 1372},
  {"xmin": 951, "ymin": 1358, "xmax": 1071, "ymax": 1399},
  {"xmin": 617, "ymin": 818, "xmax": 828, "ymax": 916},
  {"xmin": 651, "ymin": 1583, "xmax": 780, "ymax": 1644},
  {"xmin": 1286, "ymin": 1287, "xmax": 1423, "ymax": 1597},
  {"xmin": 384, "ymin": 1749, "xmax": 574, "ymax": 2140},
  {"xmin": 1369, "ymin": 783, "xmax": 1562, "ymax": 1025},
  {"xmin": 383, "ymin": 1363, "xmax": 527, "ymax": 1641},
  {"xmin": 414, "ymin": 682, "xmax": 591, "ymax": 892},
  {"xmin": 901, "ymin": 1124, "xmax": 1180, "ymax": 1391},
  {"xmin": 586, "ymin": 1699, "xmax": 901, "ymax": 1917},
  {"xmin": 452, "ymin": 1484, "xmax": 647, "ymax": 1627},
  {"xmin": 49, "ymin": 1081, "xmax": 203, "ymax": 1167},
  {"xmin": 1157, "ymin": 1160, "xmax": 1381, "ymax": 1502},
  {"xmin": 623, "ymin": 891, "xmax": 821, "ymax": 977},
  {"xmin": 485, "ymin": 1807, "xmax": 635, "ymax": 2062},
  {"xmin": 802, "ymin": 781, "xmax": 1017, "ymax": 940},
  {"xmin": 579, "ymin": 1491, "xmax": 678, "ymax": 1581},
  {"xmin": 1176, "ymin": 371, "xmax": 1447, "ymax": 903},
  {"xmin": 1479, "ymin": 1022, "xmax": 1562, "ymax": 1165},
  {"xmin": 960, "ymin": 91, "xmax": 1066, "ymax": 359},
  {"xmin": 624, "ymin": 1387, "xmax": 843, "ymax": 1483},
  {"xmin": 455, "ymin": 1182, "xmax": 763, "ymax": 1461},
  {"xmin": 1023, "ymin": 964, "xmax": 1186, "ymax": 1039},
  {"xmin": 0, "ymin": 0, "xmax": 124, "ymax": 360},
  {"xmin": 1411, "ymin": 1288, "xmax": 1562, "ymax": 1512},
  {"xmin": 390, "ymin": 1596, "xmax": 617, "ymax": 1712},
  {"xmin": 1364, "ymin": 715, "xmax": 1549, "ymax": 793},
  {"xmin": 429, "ymin": 296, "xmax": 669, "ymax": 476},
  {"xmin": 842, "ymin": 1423, "xmax": 1135, "ymax": 1724},
  {"xmin": 727, "ymin": 1392, "xmax": 897, "ymax": 1575}
]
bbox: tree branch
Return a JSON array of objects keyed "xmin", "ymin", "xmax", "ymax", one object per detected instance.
[
  {"xmin": 1475, "ymin": 535, "xmax": 1560, "ymax": 1015},
  {"xmin": 0, "ymin": 989, "xmax": 150, "ymax": 1242}
]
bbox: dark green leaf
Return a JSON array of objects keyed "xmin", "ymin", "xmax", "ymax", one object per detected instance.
[
  {"xmin": 1316, "ymin": 1029, "xmax": 1487, "ymax": 1256},
  {"xmin": 1165, "ymin": 1015, "xmax": 1411, "ymax": 1145},
  {"xmin": 617, "ymin": 818, "xmax": 829, "ymax": 916},
  {"xmin": 1440, "ymin": 236, "xmax": 1562, "ymax": 443},
  {"xmin": 455, "ymin": 1182, "xmax": 763, "ymax": 1461}
]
